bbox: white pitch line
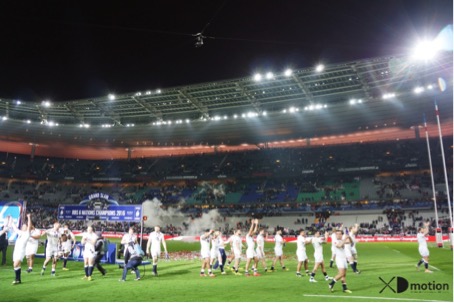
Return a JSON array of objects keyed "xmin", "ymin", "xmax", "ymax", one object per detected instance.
[
  {"xmin": 393, "ymin": 249, "xmax": 401, "ymax": 253},
  {"xmin": 303, "ymin": 294, "xmax": 445, "ymax": 302},
  {"xmin": 429, "ymin": 265, "xmax": 441, "ymax": 271}
]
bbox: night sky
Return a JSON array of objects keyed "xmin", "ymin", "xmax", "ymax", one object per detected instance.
[{"xmin": 0, "ymin": 0, "xmax": 452, "ymax": 102}]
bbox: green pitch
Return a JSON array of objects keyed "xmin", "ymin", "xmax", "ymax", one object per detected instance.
[{"xmin": 1, "ymin": 241, "xmax": 452, "ymax": 302}]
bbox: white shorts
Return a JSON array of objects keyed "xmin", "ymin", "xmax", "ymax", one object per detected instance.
[
  {"xmin": 46, "ymin": 245, "xmax": 59, "ymax": 258},
  {"xmin": 151, "ymin": 250, "xmax": 161, "ymax": 259},
  {"xmin": 314, "ymin": 253, "xmax": 324, "ymax": 263},
  {"xmin": 351, "ymin": 247, "xmax": 357, "ymax": 255},
  {"xmin": 210, "ymin": 249, "xmax": 218, "ymax": 260},
  {"xmin": 233, "ymin": 248, "xmax": 242, "ymax": 259},
  {"xmin": 345, "ymin": 248, "xmax": 353, "ymax": 259},
  {"xmin": 61, "ymin": 242, "xmax": 72, "ymax": 254},
  {"xmin": 297, "ymin": 250, "xmax": 308, "ymax": 262},
  {"xmin": 335, "ymin": 257, "xmax": 348, "ymax": 269},
  {"xmin": 246, "ymin": 248, "xmax": 256, "ymax": 259},
  {"xmin": 13, "ymin": 249, "xmax": 26, "ymax": 262},
  {"xmin": 201, "ymin": 249, "xmax": 210, "ymax": 259},
  {"xmin": 83, "ymin": 248, "xmax": 96, "ymax": 259},
  {"xmin": 274, "ymin": 247, "xmax": 283, "ymax": 257},
  {"xmin": 256, "ymin": 248, "xmax": 264, "ymax": 259},
  {"xmin": 419, "ymin": 247, "xmax": 429, "ymax": 258},
  {"xmin": 25, "ymin": 243, "xmax": 39, "ymax": 256}
]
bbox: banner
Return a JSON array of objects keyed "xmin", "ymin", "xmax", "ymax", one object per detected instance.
[
  {"xmin": 57, "ymin": 205, "xmax": 142, "ymax": 221},
  {"xmin": 0, "ymin": 201, "xmax": 24, "ymax": 242}
]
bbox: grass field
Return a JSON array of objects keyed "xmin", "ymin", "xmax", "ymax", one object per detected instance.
[{"xmin": 0, "ymin": 239, "xmax": 452, "ymax": 302}]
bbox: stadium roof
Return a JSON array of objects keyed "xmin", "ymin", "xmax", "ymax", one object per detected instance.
[{"xmin": 0, "ymin": 52, "xmax": 452, "ymax": 152}]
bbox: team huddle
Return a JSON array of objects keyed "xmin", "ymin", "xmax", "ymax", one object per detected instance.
[{"xmin": 0, "ymin": 215, "xmax": 434, "ymax": 290}]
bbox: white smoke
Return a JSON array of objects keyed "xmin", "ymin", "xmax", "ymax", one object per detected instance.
[{"xmin": 141, "ymin": 198, "xmax": 223, "ymax": 236}]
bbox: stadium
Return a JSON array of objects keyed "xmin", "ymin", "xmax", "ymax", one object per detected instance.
[{"xmin": 0, "ymin": 1, "xmax": 453, "ymax": 302}]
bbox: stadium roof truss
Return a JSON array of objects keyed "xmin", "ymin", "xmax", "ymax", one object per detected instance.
[{"xmin": 1, "ymin": 53, "xmax": 451, "ymax": 127}]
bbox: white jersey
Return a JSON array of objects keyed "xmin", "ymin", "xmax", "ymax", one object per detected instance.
[
  {"xmin": 82, "ymin": 231, "xmax": 98, "ymax": 253},
  {"xmin": 217, "ymin": 236, "xmax": 225, "ymax": 249},
  {"xmin": 121, "ymin": 233, "xmax": 137, "ymax": 252},
  {"xmin": 296, "ymin": 235, "xmax": 307, "ymax": 252},
  {"xmin": 13, "ymin": 230, "xmax": 30, "ymax": 261},
  {"xmin": 331, "ymin": 233, "xmax": 336, "ymax": 248},
  {"xmin": 312, "ymin": 236, "xmax": 323, "ymax": 255},
  {"xmin": 45, "ymin": 228, "xmax": 61, "ymax": 248},
  {"xmin": 333, "ymin": 237, "xmax": 346, "ymax": 260},
  {"xmin": 274, "ymin": 234, "xmax": 284, "ymax": 250},
  {"xmin": 200, "ymin": 234, "xmax": 211, "ymax": 252},
  {"xmin": 27, "ymin": 229, "xmax": 41, "ymax": 246},
  {"xmin": 149, "ymin": 231, "xmax": 164, "ymax": 252},
  {"xmin": 211, "ymin": 237, "xmax": 219, "ymax": 251},
  {"xmin": 417, "ymin": 232, "xmax": 428, "ymax": 250},
  {"xmin": 256, "ymin": 234, "xmax": 265, "ymax": 250},
  {"xmin": 246, "ymin": 235, "xmax": 255, "ymax": 250},
  {"xmin": 232, "ymin": 235, "xmax": 242, "ymax": 251}
]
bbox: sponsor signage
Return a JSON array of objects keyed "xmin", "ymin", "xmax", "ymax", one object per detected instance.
[{"xmin": 58, "ymin": 205, "xmax": 142, "ymax": 221}]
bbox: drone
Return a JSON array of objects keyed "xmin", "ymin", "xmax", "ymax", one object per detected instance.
[{"xmin": 193, "ymin": 33, "xmax": 205, "ymax": 48}]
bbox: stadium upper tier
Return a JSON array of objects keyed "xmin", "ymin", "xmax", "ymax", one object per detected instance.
[{"xmin": 0, "ymin": 52, "xmax": 452, "ymax": 154}]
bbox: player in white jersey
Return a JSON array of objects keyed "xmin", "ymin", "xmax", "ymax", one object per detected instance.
[
  {"xmin": 416, "ymin": 221, "xmax": 432, "ymax": 273},
  {"xmin": 344, "ymin": 226, "xmax": 360, "ymax": 274},
  {"xmin": 146, "ymin": 225, "xmax": 168, "ymax": 276},
  {"xmin": 121, "ymin": 227, "xmax": 137, "ymax": 265},
  {"xmin": 200, "ymin": 229, "xmax": 215, "ymax": 277},
  {"xmin": 271, "ymin": 229, "xmax": 288, "ymax": 271},
  {"xmin": 60, "ymin": 224, "xmax": 76, "ymax": 271},
  {"xmin": 296, "ymin": 230, "xmax": 311, "ymax": 277},
  {"xmin": 211, "ymin": 231, "xmax": 227, "ymax": 274},
  {"xmin": 231, "ymin": 229, "xmax": 243, "ymax": 276},
  {"xmin": 329, "ymin": 224, "xmax": 343, "ymax": 268},
  {"xmin": 81, "ymin": 226, "xmax": 98, "ymax": 281},
  {"xmin": 11, "ymin": 214, "xmax": 32, "ymax": 284},
  {"xmin": 256, "ymin": 228, "xmax": 268, "ymax": 272},
  {"xmin": 328, "ymin": 230, "xmax": 352, "ymax": 293},
  {"xmin": 244, "ymin": 219, "xmax": 260, "ymax": 276},
  {"xmin": 225, "ymin": 234, "xmax": 235, "ymax": 268},
  {"xmin": 309, "ymin": 231, "xmax": 332, "ymax": 282},
  {"xmin": 41, "ymin": 222, "xmax": 61, "ymax": 276},
  {"xmin": 25, "ymin": 225, "xmax": 41, "ymax": 273}
]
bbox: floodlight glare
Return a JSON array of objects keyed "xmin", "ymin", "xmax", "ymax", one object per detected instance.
[
  {"xmin": 156, "ymin": 89, "xmax": 162, "ymax": 94},
  {"xmin": 289, "ymin": 107, "xmax": 296, "ymax": 113},
  {"xmin": 233, "ymin": 114, "xmax": 238, "ymax": 119},
  {"xmin": 349, "ymin": 99, "xmax": 356, "ymax": 105},
  {"xmin": 414, "ymin": 87, "xmax": 425, "ymax": 94},
  {"xmin": 284, "ymin": 69, "xmax": 293, "ymax": 77},
  {"xmin": 411, "ymin": 40, "xmax": 439, "ymax": 61},
  {"xmin": 26, "ymin": 119, "xmax": 31, "ymax": 124},
  {"xmin": 16, "ymin": 100, "xmax": 21, "ymax": 105},
  {"xmin": 315, "ymin": 64, "xmax": 325, "ymax": 72},
  {"xmin": 262, "ymin": 111, "xmax": 267, "ymax": 116},
  {"xmin": 427, "ymin": 84, "xmax": 433, "ymax": 90},
  {"xmin": 253, "ymin": 73, "xmax": 262, "ymax": 82},
  {"xmin": 265, "ymin": 72, "xmax": 274, "ymax": 80},
  {"xmin": 108, "ymin": 94, "xmax": 116, "ymax": 101},
  {"xmin": 42, "ymin": 100, "xmax": 51, "ymax": 107},
  {"xmin": 2, "ymin": 116, "xmax": 7, "ymax": 121}
]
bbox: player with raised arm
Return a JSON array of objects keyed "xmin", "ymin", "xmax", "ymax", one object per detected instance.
[
  {"xmin": 146, "ymin": 225, "xmax": 168, "ymax": 276},
  {"xmin": 11, "ymin": 214, "xmax": 32, "ymax": 284},
  {"xmin": 60, "ymin": 224, "xmax": 76, "ymax": 271},
  {"xmin": 25, "ymin": 225, "xmax": 41, "ymax": 273},
  {"xmin": 81, "ymin": 226, "xmax": 98, "ymax": 281},
  {"xmin": 270, "ymin": 229, "xmax": 288, "ymax": 271},
  {"xmin": 328, "ymin": 230, "xmax": 352, "ymax": 293},
  {"xmin": 309, "ymin": 231, "xmax": 332, "ymax": 282},
  {"xmin": 41, "ymin": 222, "xmax": 61, "ymax": 276},
  {"xmin": 256, "ymin": 228, "xmax": 268, "ymax": 272},
  {"xmin": 416, "ymin": 221, "xmax": 432, "ymax": 273},
  {"xmin": 295, "ymin": 230, "xmax": 311, "ymax": 277},
  {"xmin": 200, "ymin": 229, "xmax": 215, "ymax": 277},
  {"xmin": 244, "ymin": 219, "xmax": 260, "ymax": 277},
  {"xmin": 213, "ymin": 231, "xmax": 227, "ymax": 274}
]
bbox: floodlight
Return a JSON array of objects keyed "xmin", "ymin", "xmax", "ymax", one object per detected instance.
[
  {"xmin": 265, "ymin": 72, "xmax": 274, "ymax": 80},
  {"xmin": 414, "ymin": 87, "xmax": 424, "ymax": 94},
  {"xmin": 289, "ymin": 107, "xmax": 296, "ymax": 113},
  {"xmin": 411, "ymin": 40, "xmax": 438, "ymax": 61},
  {"xmin": 156, "ymin": 89, "xmax": 162, "ymax": 94},
  {"xmin": 108, "ymin": 94, "xmax": 116, "ymax": 101},
  {"xmin": 284, "ymin": 69, "xmax": 292, "ymax": 77},
  {"xmin": 16, "ymin": 100, "xmax": 21, "ymax": 105},
  {"xmin": 42, "ymin": 100, "xmax": 51, "ymax": 107},
  {"xmin": 315, "ymin": 64, "xmax": 325, "ymax": 72},
  {"xmin": 26, "ymin": 120, "xmax": 31, "ymax": 124},
  {"xmin": 262, "ymin": 111, "xmax": 267, "ymax": 116},
  {"xmin": 233, "ymin": 114, "xmax": 238, "ymax": 119},
  {"xmin": 2, "ymin": 116, "xmax": 7, "ymax": 121},
  {"xmin": 427, "ymin": 84, "xmax": 433, "ymax": 90},
  {"xmin": 349, "ymin": 99, "xmax": 356, "ymax": 105},
  {"xmin": 185, "ymin": 119, "xmax": 190, "ymax": 123},
  {"xmin": 253, "ymin": 73, "xmax": 262, "ymax": 82}
]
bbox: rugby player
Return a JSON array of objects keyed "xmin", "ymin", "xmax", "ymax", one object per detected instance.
[
  {"xmin": 146, "ymin": 225, "xmax": 168, "ymax": 276},
  {"xmin": 41, "ymin": 222, "xmax": 61, "ymax": 276},
  {"xmin": 11, "ymin": 214, "xmax": 32, "ymax": 285},
  {"xmin": 416, "ymin": 221, "xmax": 432, "ymax": 273},
  {"xmin": 328, "ymin": 230, "xmax": 352, "ymax": 293},
  {"xmin": 270, "ymin": 229, "xmax": 288, "ymax": 271}
]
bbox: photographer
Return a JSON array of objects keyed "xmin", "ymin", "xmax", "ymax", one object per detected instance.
[{"xmin": 119, "ymin": 241, "xmax": 143, "ymax": 282}]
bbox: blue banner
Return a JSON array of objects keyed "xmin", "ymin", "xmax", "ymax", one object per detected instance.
[
  {"xmin": 57, "ymin": 205, "xmax": 142, "ymax": 221},
  {"xmin": 0, "ymin": 201, "xmax": 24, "ymax": 241}
]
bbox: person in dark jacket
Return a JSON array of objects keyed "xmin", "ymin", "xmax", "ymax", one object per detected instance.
[
  {"xmin": 93, "ymin": 231, "xmax": 106, "ymax": 276},
  {"xmin": 119, "ymin": 241, "xmax": 142, "ymax": 282},
  {"xmin": 0, "ymin": 224, "xmax": 9, "ymax": 265}
]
